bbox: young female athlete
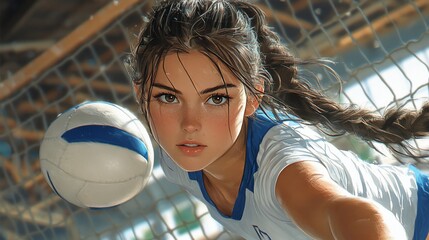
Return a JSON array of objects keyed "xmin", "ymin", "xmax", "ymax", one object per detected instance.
[{"xmin": 129, "ymin": 0, "xmax": 429, "ymax": 239}]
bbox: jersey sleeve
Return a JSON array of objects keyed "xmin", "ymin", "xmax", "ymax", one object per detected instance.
[{"xmin": 253, "ymin": 123, "xmax": 325, "ymax": 221}]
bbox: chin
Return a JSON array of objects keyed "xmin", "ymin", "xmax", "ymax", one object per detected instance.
[{"xmin": 176, "ymin": 161, "xmax": 205, "ymax": 172}]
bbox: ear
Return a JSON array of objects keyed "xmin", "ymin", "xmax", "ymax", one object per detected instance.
[{"xmin": 245, "ymin": 82, "xmax": 264, "ymax": 117}]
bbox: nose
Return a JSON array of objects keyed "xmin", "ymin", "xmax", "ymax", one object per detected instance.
[{"xmin": 181, "ymin": 106, "xmax": 201, "ymax": 133}]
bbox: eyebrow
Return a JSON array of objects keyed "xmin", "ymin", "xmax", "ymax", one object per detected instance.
[{"xmin": 152, "ymin": 83, "xmax": 237, "ymax": 95}]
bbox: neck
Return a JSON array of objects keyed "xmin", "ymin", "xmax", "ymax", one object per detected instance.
[{"xmin": 202, "ymin": 119, "xmax": 248, "ymax": 192}]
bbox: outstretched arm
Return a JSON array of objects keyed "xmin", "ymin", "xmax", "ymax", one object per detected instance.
[{"xmin": 275, "ymin": 161, "xmax": 407, "ymax": 240}]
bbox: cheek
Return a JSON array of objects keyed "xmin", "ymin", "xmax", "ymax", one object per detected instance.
[
  {"xmin": 148, "ymin": 105, "xmax": 177, "ymax": 141},
  {"xmin": 208, "ymin": 106, "xmax": 245, "ymax": 141},
  {"xmin": 229, "ymin": 99, "xmax": 247, "ymax": 131}
]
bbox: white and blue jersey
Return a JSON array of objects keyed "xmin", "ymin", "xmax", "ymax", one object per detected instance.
[{"xmin": 160, "ymin": 112, "xmax": 429, "ymax": 240}]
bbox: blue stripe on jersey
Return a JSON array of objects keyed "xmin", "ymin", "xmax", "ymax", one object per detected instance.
[
  {"xmin": 409, "ymin": 165, "xmax": 429, "ymax": 240},
  {"xmin": 188, "ymin": 111, "xmax": 285, "ymax": 220},
  {"xmin": 61, "ymin": 125, "xmax": 149, "ymax": 160},
  {"xmin": 245, "ymin": 113, "xmax": 280, "ymax": 192}
]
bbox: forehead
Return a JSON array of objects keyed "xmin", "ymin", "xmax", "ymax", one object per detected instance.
[{"xmin": 155, "ymin": 50, "xmax": 239, "ymax": 85}]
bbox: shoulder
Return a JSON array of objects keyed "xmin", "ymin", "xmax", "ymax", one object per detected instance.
[
  {"xmin": 250, "ymin": 113, "xmax": 327, "ymax": 216},
  {"xmin": 248, "ymin": 111, "xmax": 324, "ymax": 152},
  {"xmin": 250, "ymin": 111, "xmax": 327, "ymax": 193},
  {"xmin": 255, "ymin": 119, "xmax": 324, "ymax": 171}
]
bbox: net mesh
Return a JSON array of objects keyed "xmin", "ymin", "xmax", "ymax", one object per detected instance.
[{"xmin": 0, "ymin": 0, "xmax": 428, "ymax": 239}]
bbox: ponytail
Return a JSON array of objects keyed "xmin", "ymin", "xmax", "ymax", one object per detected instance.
[{"xmin": 235, "ymin": 1, "xmax": 429, "ymax": 146}]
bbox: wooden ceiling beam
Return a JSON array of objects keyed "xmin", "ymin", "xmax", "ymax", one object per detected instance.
[
  {"xmin": 1, "ymin": 157, "xmax": 21, "ymax": 184},
  {"xmin": 0, "ymin": 156, "xmax": 62, "ymax": 225},
  {"xmin": 0, "ymin": 0, "xmax": 142, "ymax": 101},
  {"xmin": 10, "ymin": 128, "xmax": 44, "ymax": 142},
  {"xmin": 0, "ymin": 40, "xmax": 55, "ymax": 53},
  {"xmin": 256, "ymin": 3, "xmax": 315, "ymax": 30},
  {"xmin": 297, "ymin": 0, "xmax": 427, "ymax": 58},
  {"xmin": 16, "ymin": 90, "xmax": 63, "ymax": 115},
  {"xmin": 294, "ymin": 1, "xmax": 379, "ymax": 43},
  {"xmin": 31, "ymin": 195, "xmax": 61, "ymax": 211},
  {"xmin": 43, "ymin": 75, "xmax": 132, "ymax": 95},
  {"xmin": 0, "ymin": 117, "xmax": 43, "ymax": 142},
  {"xmin": 0, "ymin": 199, "xmax": 65, "ymax": 227},
  {"xmin": 338, "ymin": 0, "xmax": 429, "ymax": 49},
  {"xmin": 0, "ymin": 116, "xmax": 17, "ymax": 130}
]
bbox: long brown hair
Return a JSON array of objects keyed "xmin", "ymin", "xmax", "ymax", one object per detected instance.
[{"xmin": 130, "ymin": 0, "xmax": 429, "ymax": 161}]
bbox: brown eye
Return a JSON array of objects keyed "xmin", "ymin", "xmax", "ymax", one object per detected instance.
[
  {"xmin": 156, "ymin": 94, "xmax": 178, "ymax": 103},
  {"xmin": 207, "ymin": 95, "xmax": 229, "ymax": 105}
]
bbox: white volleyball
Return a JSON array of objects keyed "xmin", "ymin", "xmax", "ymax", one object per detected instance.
[{"xmin": 39, "ymin": 101, "xmax": 154, "ymax": 208}]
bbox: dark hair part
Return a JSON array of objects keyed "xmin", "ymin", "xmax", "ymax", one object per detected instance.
[{"xmin": 130, "ymin": 0, "xmax": 429, "ymax": 160}]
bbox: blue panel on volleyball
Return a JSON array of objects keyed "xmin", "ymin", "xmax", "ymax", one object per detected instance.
[{"xmin": 61, "ymin": 125, "xmax": 149, "ymax": 160}]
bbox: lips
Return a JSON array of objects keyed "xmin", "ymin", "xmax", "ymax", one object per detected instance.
[
  {"xmin": 177, "ymin": 141, "xmax": 207, "ymax": 156},
  {"xmin": 181, "ymin": 143, "xmax": 199, "ymax": 147}
]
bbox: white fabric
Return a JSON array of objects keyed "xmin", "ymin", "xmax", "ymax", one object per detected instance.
[{"xmin": 160, "ymin": 116, "xmax": 419, "ymax": 240}]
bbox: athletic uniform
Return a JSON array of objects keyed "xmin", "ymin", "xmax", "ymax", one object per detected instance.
[{"xmin": 160, "ymin": 111, "xmax": 429, "ymax": 240}]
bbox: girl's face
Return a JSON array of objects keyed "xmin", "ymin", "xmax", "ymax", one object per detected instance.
[{"xmin": 147, "ymin": 51, "xmax": 257, "ymax": 171}]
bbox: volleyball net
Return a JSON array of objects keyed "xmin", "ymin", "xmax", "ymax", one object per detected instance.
[{"xmin": 0, "ymin": 0, "xmax": 428, "ymax": 239}]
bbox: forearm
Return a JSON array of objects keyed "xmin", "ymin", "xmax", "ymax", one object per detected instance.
[{"xmin": 327, "ymin": 197, "xmax": 407, "ymax": 240}]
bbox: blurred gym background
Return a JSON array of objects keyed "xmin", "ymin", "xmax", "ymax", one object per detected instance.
[{"xmin": 1, "ymin": 0, "xmax": 428, "ymax": 239}]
